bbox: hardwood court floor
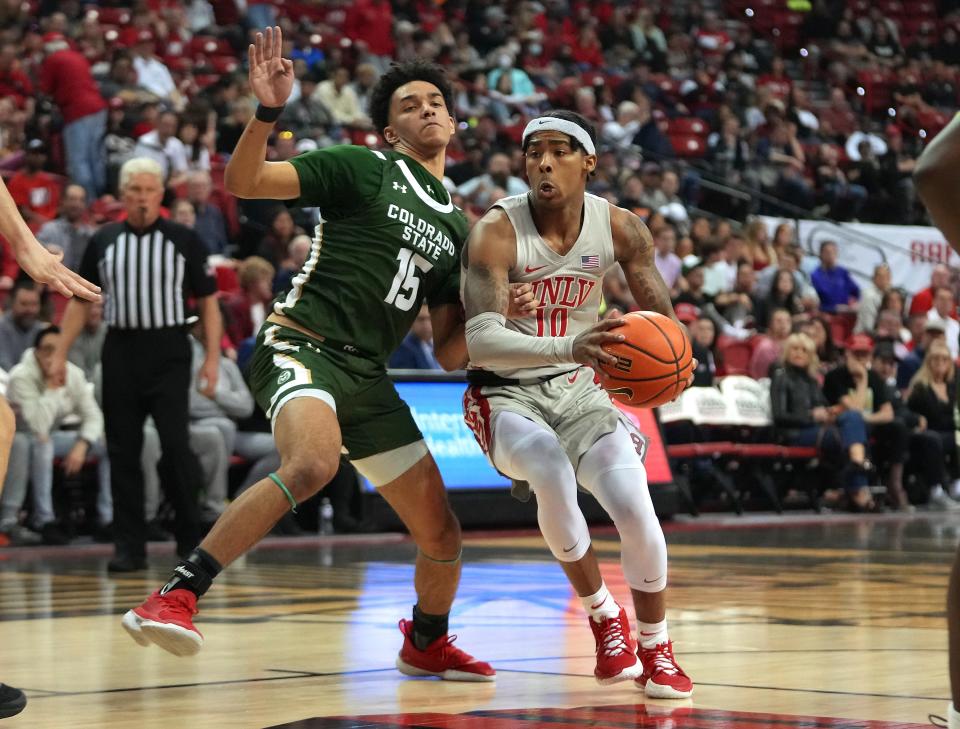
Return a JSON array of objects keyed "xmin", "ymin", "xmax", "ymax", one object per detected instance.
[{"xmin": 0, "ymin": 512, "xmax": 955, "ymax": 728}]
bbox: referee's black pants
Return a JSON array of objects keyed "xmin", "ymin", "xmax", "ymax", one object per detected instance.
[{"xmin": 102, "ymin": 327, "xmax": 201, "ymax": 560}]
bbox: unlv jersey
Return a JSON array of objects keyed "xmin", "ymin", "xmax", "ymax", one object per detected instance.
[{"xmin": 478, "ymin": 191, "xmax": 617, "ymax": 381}]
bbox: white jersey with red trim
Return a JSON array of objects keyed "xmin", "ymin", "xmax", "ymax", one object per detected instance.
[{"xmin": 475, "ymin": 191, "xmax": 617, "ymax": 381}]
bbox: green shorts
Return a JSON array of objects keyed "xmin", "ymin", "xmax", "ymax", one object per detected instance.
[{"xmin": 248, "ymin": 323, "xmax": 423, "ymax": 462}]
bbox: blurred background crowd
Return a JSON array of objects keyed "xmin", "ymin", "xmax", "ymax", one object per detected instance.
[{"xmin": 2, "ymin": 0, "xmax": 960, "ymax": 544}]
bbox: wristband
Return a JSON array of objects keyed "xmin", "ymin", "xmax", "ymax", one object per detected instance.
[{"xmin": 255, "ymin": 103, "xmax": 285, "ymax": 123}]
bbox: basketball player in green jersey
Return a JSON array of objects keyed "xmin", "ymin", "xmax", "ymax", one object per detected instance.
[
  {"xmin": 0, "ymin": 176, "xmax": 101, "ymax": 719},
  {"xmin": 120, "ymin": 27, "xmax": 500, "ymax": 680},
  {"xmin": 915, "ymin": 113, "xmax": 960, "ymax": 729}
]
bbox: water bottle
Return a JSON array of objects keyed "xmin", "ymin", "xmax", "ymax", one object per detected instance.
[{"xmin": 319, "ymin": 497, "xmax": 334, "ymax": 535}]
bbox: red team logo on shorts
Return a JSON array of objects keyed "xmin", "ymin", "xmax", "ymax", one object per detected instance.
[{"xmin": 462, "ymin": 386, "xmax": 492, "ymax": 455}]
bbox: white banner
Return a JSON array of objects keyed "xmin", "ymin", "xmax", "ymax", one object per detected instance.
[{"xmin": 760, "ymin": 216, "xmax": 954, "ymax": 294}]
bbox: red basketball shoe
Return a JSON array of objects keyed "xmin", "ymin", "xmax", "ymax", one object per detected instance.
[
  {"xmin": 636, "ymin": 640, "xmax": 693, "ymax": 698},
  {"xmin": 396, "ymin": 619, "xmax": 496, "ymax": 682},
  {"xmin": 590, "ymin": 607, "xmax": 643, "ymax": 684},
  {"xmin": 122, "ymin": 589, "xmax": 203, "ymax": 657}
]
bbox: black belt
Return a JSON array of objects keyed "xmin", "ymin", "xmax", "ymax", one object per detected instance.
[{"xmin": 466, "ymin": 367, "xmax": 579, "ymax": 387}]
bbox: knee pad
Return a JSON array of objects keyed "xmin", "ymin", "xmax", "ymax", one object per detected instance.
[
  {"xmin": 492, "ymin": 412, "xmax": 591, "ymax": 563},
  {"xmin": 577, "ymin": 425, "xmax": 668, "ymax": 592}
]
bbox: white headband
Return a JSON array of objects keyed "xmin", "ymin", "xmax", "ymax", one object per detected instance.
[{"xmin": 522, "ymin": 117, "xmax": 596, "ymax": 156}]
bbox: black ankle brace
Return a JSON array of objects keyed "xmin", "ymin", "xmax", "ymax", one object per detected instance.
[
  {"xmin": 160, "ymin": 548, "xmax": 223, "ymax": 598},
  {"xmin": 412, "ymin": 604, "xmax": 449, "ymax": 650}
]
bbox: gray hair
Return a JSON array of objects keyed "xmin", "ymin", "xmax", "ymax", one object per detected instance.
[{"xmin": 119, "ymin": 157, "xmax": 164, "ymax": 190}]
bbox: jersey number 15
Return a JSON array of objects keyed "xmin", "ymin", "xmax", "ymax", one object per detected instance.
[{"xmin": 385, "ymin": 248, "xmax": 434, "ymax": 312}]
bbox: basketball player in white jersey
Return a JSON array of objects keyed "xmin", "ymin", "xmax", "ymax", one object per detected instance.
[{"xmin": 461, "ymin": 110, "xmax": 693, "ymax": 697}]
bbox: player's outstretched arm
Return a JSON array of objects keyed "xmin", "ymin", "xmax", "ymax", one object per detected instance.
[
  {"xmin": 610, "ymin": 206, "xmax": 678, "ymax": 323},
  {"xmin": 916, "ymin": 114, "xmax": 960, "ymax": 251},
  {"xmin": 224, "ymin": 26, "xmax": 301, "ymax": 200},
  {"xmin": 463, "ymin": 209, "xmax": 623, "ymax": 370},
  {"xmin": 0, "ymin": 178, "xmax": 100, "ymax": 301}
]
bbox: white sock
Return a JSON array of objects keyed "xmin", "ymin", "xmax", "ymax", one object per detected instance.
[
  {"xmin": 933, "ymin": 485, "xmax": 947, "ymax": 499},
  {"xmin": 580, "ymin": 584, "xmax": 620, "ymax": 622},
  {"xmin": 637, "ymin": 619, "xmax": 669, "ymax": 649},
  {"xmin": 948, "ymin": 702, "xmax": 960, "ymax": 729},
  {"xmin": 950, "ymin": 480, "xmax": 960, "ymax": 499}
]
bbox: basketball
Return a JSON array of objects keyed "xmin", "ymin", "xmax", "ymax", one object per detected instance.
[{"xmin": 596, "ymin": 311, "xmax": 694, "ymax": 408}]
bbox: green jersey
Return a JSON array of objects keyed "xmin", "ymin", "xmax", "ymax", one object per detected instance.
[{"xmin": 279, "ymin": 145, "xmax": 468, "ymax": 365}]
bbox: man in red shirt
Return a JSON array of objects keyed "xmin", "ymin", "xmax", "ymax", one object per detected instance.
[
  {"xmin": 7, "ymin": 140, "xmax": 61, "ymax": 232},
  {"xmin": 0, "ymin": 46, "xmax": 32, "ymax": 114},
  {"xmin": 909, "ymin": 264, "xmax": 956, "ymax": 318},
  {"xmin": 38, "ymin": 33, "xmax": 107, "ymax": 201}
]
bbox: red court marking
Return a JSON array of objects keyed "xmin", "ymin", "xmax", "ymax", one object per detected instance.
[{"xmin": 265, "ymin": 704, "xmax": 933, "ymax": 728}]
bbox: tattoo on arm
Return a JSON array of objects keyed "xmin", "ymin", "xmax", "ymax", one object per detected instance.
[
  {"xmin": 622, "ymin": 214, "xmax": 675, "ymax": 317},
  {"xmin": 464, "ymin": 261, "xmax": 510, "ymax": 320},
  {"xmin": 629, "ymin": 267, "xmax": 674, "ymax": 316}
]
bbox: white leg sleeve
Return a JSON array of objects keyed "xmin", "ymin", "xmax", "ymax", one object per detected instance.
[
  {"xmin": 490, "ymin": 411, "xmax": 591, "ymax": 562},
  {"xmin": 577, "ymin": 423, "xmax": 667, "ymax": 592}
]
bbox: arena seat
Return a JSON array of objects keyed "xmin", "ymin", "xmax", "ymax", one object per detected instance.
[
  {"xmin": 209, "ymin": 56, "xmax": 240, "ymax": 74},
  {"xmin": 717, "ymin": 339, "xmax": 754, "ymax": 377},
  {"xmin": 189, "ymin": 36, "xmax": 233, "ymax": 58},
  {"xmin": 668, "ymin": 134, "xmax": 707, "ymax": 158},
  {"xmin": 667, "ymin": 117, "xmax": 708, "ymax": 137},
  {"xmin": 91, "ymin": 7, "xmax": 132, "ymax": 25},
  {"xmin": 214, "ymin": 266, "xmax": 240, "ymax": 294},
  {"xmin": 825, "ymin": 311, "xmax": 856, "ymax": 347}
]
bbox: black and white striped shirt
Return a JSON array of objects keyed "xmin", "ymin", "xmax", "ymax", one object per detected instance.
[{"xmin": 80, "ymin": 219, "xmax": 216, "ymax": 329}]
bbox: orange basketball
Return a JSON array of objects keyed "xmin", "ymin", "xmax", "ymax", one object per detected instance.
[{"xmin": 597, "ymin": 311, "xmax": 694, "ymax": 408}]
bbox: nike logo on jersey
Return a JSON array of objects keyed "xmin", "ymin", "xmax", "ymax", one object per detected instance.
[
  {"xmin": 642, "ymin": 576, "xmax": 662, "ymax": 584},
  {"xmin": 525, "ymin": 265, "xmax": 547, "ymax": 273},
  {"xmin": 562, "ymin": 538, "xmax": 580, "ymax": 553},
  {"xmin": 568, "ymin": 370, "xmax": 579, "ymax": 384}
]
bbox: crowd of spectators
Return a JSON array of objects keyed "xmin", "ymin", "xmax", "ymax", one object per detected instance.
[
  {"xmin": 597, "ymin": 210, "xmax": 960, "ymax": 512},
  {"xmin": 2, "ymin": 0, "xmax": 960, "ymax": 536}
]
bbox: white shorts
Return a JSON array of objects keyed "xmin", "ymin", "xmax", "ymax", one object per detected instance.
[{"xmin": 463, "ymin": 367, "xmax": 647, "ymax": 499}]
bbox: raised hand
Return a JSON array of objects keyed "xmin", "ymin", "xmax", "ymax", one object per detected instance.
[{"xmin": 248, "ymin": 26, "xmax": 294, "ymax": 108}]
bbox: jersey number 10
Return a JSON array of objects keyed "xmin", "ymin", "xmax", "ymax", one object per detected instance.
[
  {"xmin": 385, "ymin": 248, "xmax": 434, "ymax": 312},
  {"xmin": 536, "ymin": 308, "xmax": 569, "ymax": 336}
]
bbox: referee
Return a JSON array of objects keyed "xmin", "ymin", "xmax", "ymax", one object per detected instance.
[{"xmin": 53, "ymin": 157, "xmax": 222, "ymax": 572}]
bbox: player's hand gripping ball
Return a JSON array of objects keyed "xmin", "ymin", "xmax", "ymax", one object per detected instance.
[{"xmin": 596, "ymin": 311, "xmax": 694, "ymax": 408}]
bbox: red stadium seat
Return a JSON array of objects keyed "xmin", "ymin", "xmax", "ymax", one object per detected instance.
[
  {"xmin": 92, "ymin": 7, "xmax": 132, "ymax": 25},
  {"xmin": 856, "ymin": 70, "xmax": 894, "ymax": 115},
  {"xmin": 164, "ymin": 56, "xmax": 194, "ymax": 73},
  {"xmin": 189, "ymin": 36, "xmax": 233, "ymax": 58},
  {"xmin": 208, "ymin": 56, "xmax": 240, "ymax": 74},
  {"xmin": 718, "ymin": 339, "xmax": 754, "ymax": 377},
  {"xmin": 214, "ymin": 266, "xmax": 240, "ymax": 295},
  {"xmin": 195, "ymin": 74, "xmax": 220, "ymax": 89},
  {"xmin": 826, "ymin": 312, "xmax": 856, "ymax": 347},
  {"xmin": 668, "ymin": 134, "xmax": 706, "ymax": 158},
  {"xmin": 667, "ymin": 117, "xmax": 708, "ymax": 137}
]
